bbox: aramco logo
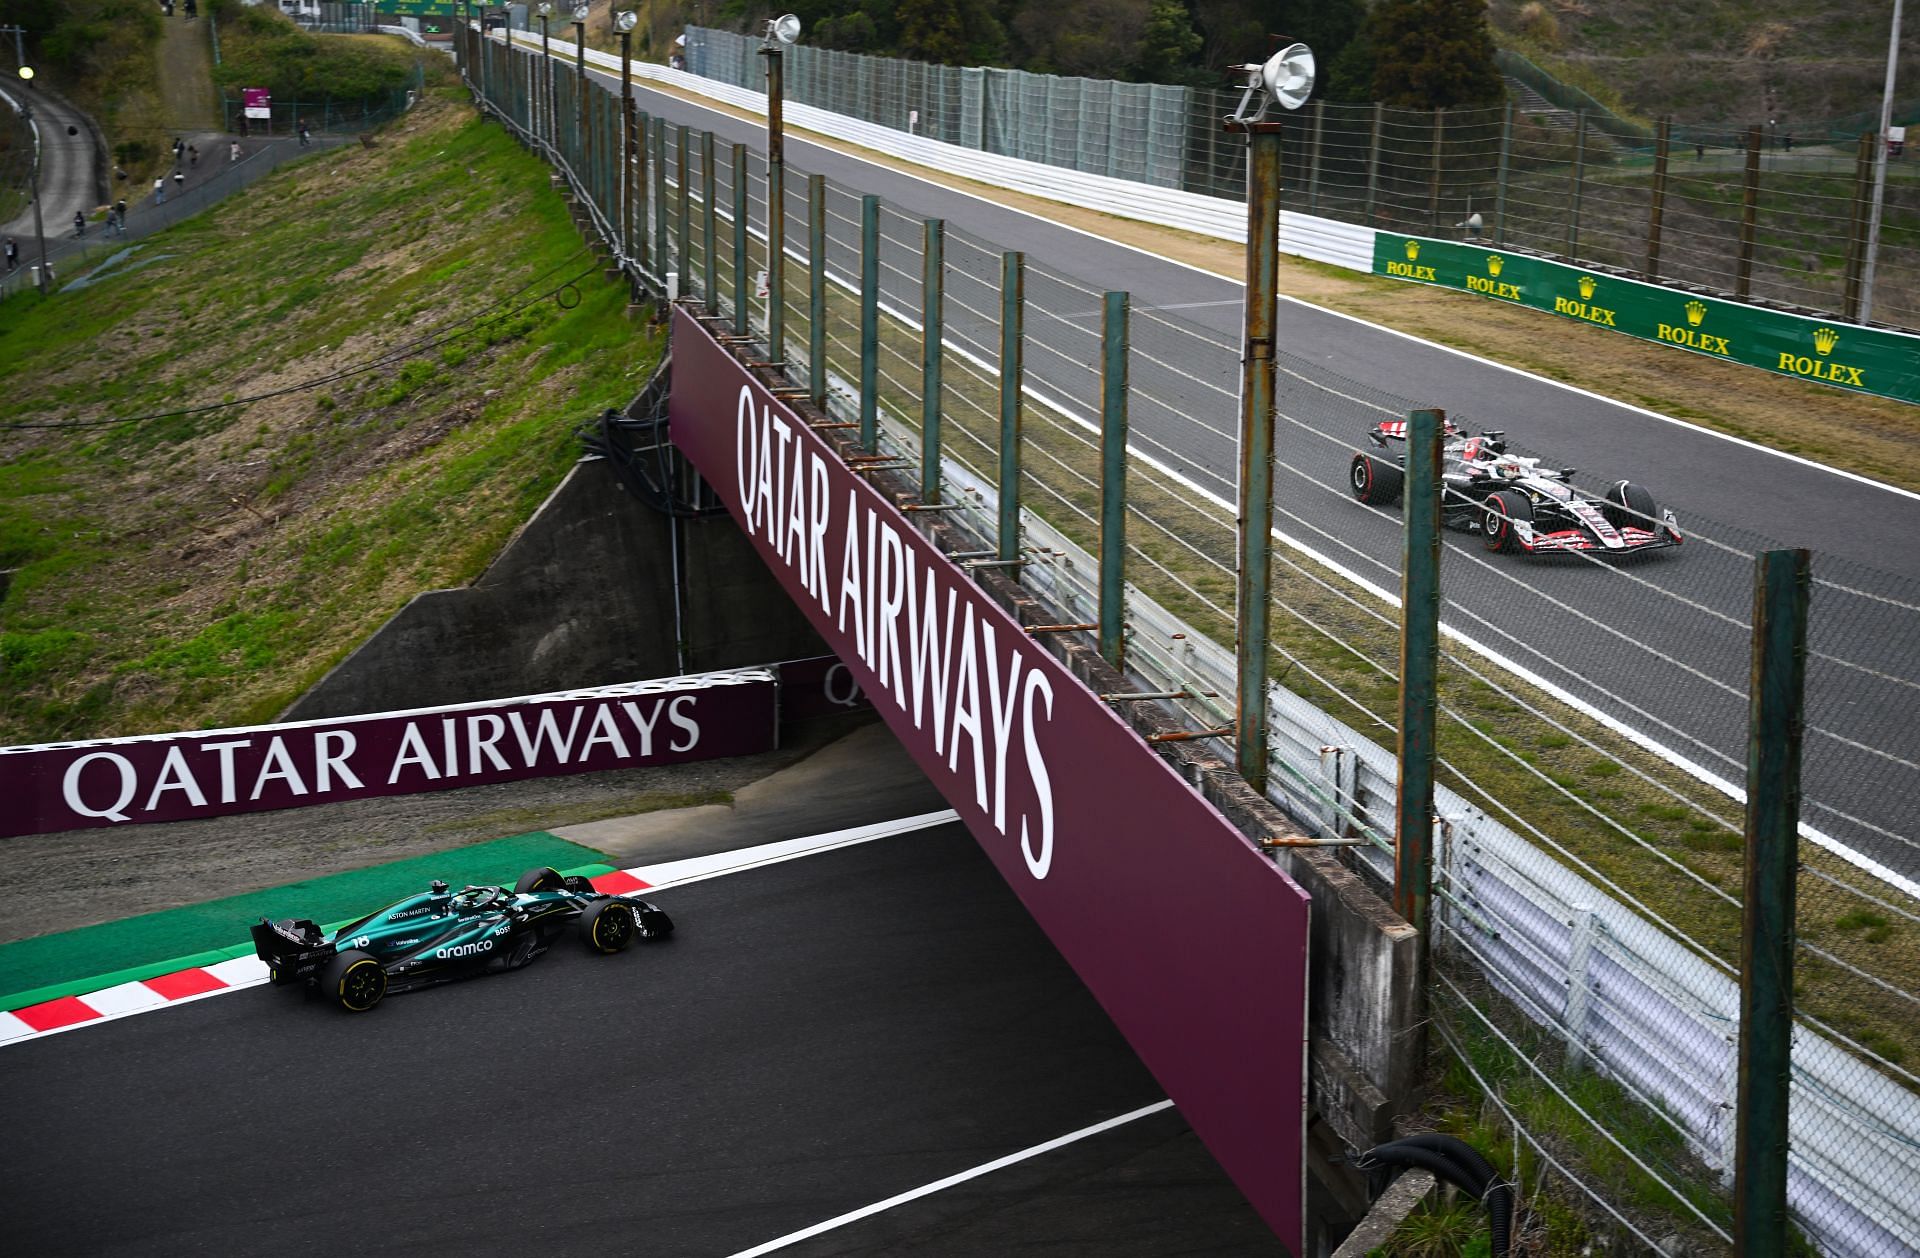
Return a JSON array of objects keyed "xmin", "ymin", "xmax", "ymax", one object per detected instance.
[
  {"xmin": 1578, "ymin": 274, "xmax": 1597, "ymax": 299},
  {"xmin": 1405, "ymin": 239, "xmax": 1420, "ymax": 261},
  {"xmin": 1685, "ymin": 300, "xmax": 1706, "ymax": 327}
]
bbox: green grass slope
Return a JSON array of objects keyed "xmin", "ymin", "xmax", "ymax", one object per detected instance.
[{"xmin": 0, "ymin": 88, "xmax": 662, "ymax": 744}]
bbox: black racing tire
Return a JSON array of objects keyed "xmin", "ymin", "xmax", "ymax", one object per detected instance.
[
  {"xmin": 321, "ymin": 949, "xmax": 387, "ymax": 1012},
  {"xmin": 1349, "ymin": 453, "xmax": 1404, "ymax": 506},
  {"xmin": 1602, "ymin": 480, "xmax": 1659, "ymax": 533},
  {"xmin": 514, "ymin": 866, "xmax": 566, "ymax": 894},
  {"xmin": 579, "ymin": 899, "xmax": 638, "ymax": 954},
  {"xmin": 1482, "ymin": 490, "xmax": 1532, "ymax": 554}
]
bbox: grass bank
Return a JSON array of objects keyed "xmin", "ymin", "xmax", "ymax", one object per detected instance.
[{"xmin": 0, "ymin": 87, "xmax": 660, "ymax": 741}]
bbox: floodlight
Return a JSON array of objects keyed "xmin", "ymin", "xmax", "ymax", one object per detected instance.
[
  {"xmin": 613, "ymin": 9, "xmax": 637, "ymax": 32},
  {"xmin": 1228, "ymin": 41, "xmax": 1314, "ymax": 123},
  {"xmin": 535, "ymin": 2, "xmax": 552, "ymax": 15},
  {"xmin": 1262, "ymin": 44, "xmax": 1314, "ymax": 112},
  {"xmin": 17, "ymin": 66, "xmax": 33, "ymax": 81},
  {"xmin": 768, "ymin": 13, "xmax": 801, "ymax": 44},
  {"xmin": 570, "ymin": 3, "xmax": 590, "ymax": 21}
]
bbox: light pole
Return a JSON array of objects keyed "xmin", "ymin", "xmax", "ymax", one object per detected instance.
[
  {"xmin": 759, "ymin": 14, "xmax": 800, "ymax": 360},
  {"xmin": 535, "ymin": 3, "xmax": 553, "ymax": 147},
  {"xmin": 1225, "ymin": 42, "xmax": 1314, "ymax": 794},
  {"xmin": 1860, "ymin": 0, "xmax": 1905, "ymax": 322},
  {"xmin": 15, "ymin": 65, "xmax": 50, "ymax": 295},
  {"xmin": 614, "ymin": 9, "xmax": 636, "ymax": 269},
  {"xmin": 571, "ymin": 1, "xmax": 589, "ymax": 142}
]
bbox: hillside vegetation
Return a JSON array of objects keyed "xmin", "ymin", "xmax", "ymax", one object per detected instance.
[
  {"xmin": 0, "ymin": 87, "xmax": 660, "ymax": 744},
  {"xmin": 1489, "ymin": 0, "xmax": 1918, "ymax": 128}
]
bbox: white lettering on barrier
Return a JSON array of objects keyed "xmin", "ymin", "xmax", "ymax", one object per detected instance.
[{"xmin": 732, "ymin": 384, "xmax": 1059, "ymax": 879}]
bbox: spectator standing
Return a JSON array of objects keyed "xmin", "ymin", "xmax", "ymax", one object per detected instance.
[
  {"xmin": 172, "ymin": 168, "xmax": 185, "ymax": 192},
  {"xmin": 4, "ymin": 237, "xmax": 18, "ymax": 271},
  {"xmin": 154, "ymin": 175, "xmax": 167, "ymax": 205},
  {"xmin": 188, "ymin": 144, "xmax": 198, "ymax": 167},
  {"xmin": 172, "ymin": 137, "xmax": 184, "ymax": 163},
  {"xmin": 114, "ymin": 199, "xmax": 129, "ymax": 236},
  {"xmin": 298, "ymin": 121, "xmax": 311, "ymax": 147},
  {"xmin": 73, "ymin": 210, "xmax": 86, "ymax": 238},
  {"xmin": 230, "ymin": 140, "xmax": 241, "ymax": 163}
]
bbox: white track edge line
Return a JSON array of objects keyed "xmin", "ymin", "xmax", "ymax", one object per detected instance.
[{"xmin": 723, "ymin": 1099, "xmax": 1176, "ymax": 1257}]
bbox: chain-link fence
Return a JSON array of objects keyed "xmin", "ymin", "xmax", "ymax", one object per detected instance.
[
  {"xmin": 684, "ymin": 25, "xmax": 1920, "ymax": 333},
  {"xmin": 467, "ymin": 31, "xmax": 1920, "ymax": 1253}
]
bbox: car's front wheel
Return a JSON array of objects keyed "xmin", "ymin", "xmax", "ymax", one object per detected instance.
[
  {"xmin": 321, "ymin": 949, "xmax": 387, "ymax": 1013},
  {"xmin": 579, "ymin": 899, "xmax": 638, "ymax": 954},
  {"xmin": 1350, "ymin": 453, "xmax": 1404, "ymax": 506},
  {"xmin": 1483, "ymin": 491, "xmax": 1532, "ymax": 554},
  {"xmin": 1602, "ymin": 480, "xmax": 1659, "ymax": 533},
  {"xmin": 514, "ymin": 865, "xmax": 565, "ymax": 894}
]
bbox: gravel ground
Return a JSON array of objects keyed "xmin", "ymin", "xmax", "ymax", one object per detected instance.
[{"xmin": 1, "ymin": 713, "xmax": 878, "ymax": 946}]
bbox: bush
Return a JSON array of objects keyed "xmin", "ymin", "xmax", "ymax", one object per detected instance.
[{"xmin": 207, "ymin": 1, "xmax": 416, "ymax": 102}]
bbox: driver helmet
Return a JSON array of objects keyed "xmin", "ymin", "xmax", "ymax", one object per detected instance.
[{"xmin": 1496, "ymin": 458, "xmax": 1523, "ymax": 479}]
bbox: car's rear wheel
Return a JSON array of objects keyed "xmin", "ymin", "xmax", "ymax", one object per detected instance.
[
  {"xmin": 1483, "ymin": 491, "xmax": 1532, "ymax": 554},
  {"xmin": 579, "ymin": 899, "xmax": 638, "ymax": 954},
  {"xmin": 514, "ymin": 866, "xmax": 565, "ymax": 894},
  {"xmin": 1602, "ymin": 480, "xmax": 1659, "ymax": 533},
  {"xmin": 1350, "ymin": 453, "xmax": 1404, "ymax": 506},
  {"xmin": 321, "ymin": 949, "xmax": 387, "ymax": 1012}
]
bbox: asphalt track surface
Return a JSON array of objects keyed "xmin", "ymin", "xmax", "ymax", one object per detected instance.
[
  {"xmin": 541, "ymin": 59, "xmax": 1920, "ymax": 884},
  {"xmin": 0, "ymin": 823, "xmax": 1281, "ymax": 1256}
]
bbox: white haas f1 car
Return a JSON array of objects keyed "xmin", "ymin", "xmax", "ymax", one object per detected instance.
[{"xmin": 1348, "ymin": 420, "xmax": 1682, "ymax": 556}]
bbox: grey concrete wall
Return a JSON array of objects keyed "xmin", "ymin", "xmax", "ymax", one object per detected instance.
[{"xmin": 282, "ymin": 458, "xmax": 824, "ymax": 722}]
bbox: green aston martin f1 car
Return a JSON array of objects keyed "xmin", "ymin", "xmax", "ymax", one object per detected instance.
[{"xmin": 251, "ymin": 866, "xmax": 673, "ymax": 1012}]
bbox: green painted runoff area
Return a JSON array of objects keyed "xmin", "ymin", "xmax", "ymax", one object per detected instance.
[{"xmin": 0, "ymin": 831, "xmax": 615, "ymax": 1012}]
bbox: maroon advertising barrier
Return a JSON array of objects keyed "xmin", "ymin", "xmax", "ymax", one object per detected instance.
[
  {"xmin": 0, "ymin": 670, "xmax": 777, "ymax": 839},
  {"xmin": 773, "ymin": 654, "xmax": 872, "ymax": 722},
  {"xmin": 668, "ymin": 309, "xmax": 1311, "ymax": 1249}
]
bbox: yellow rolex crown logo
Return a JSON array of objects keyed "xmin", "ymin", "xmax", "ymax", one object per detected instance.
[
  {"xmin": 1405, "ymin": 240, "xmax": 1420, "ymax": 261},
  {"xmin": 1685, "ymin": 300, "xmax": 1706, "ymax": 327},
  {"xmin": 1487, "ymin": 255, "xmax": 1504, "ymax": 277},
  {"xmin": 1813, "ymin": 326, "xmax": 1839, "ymax": 355},
  {"xmin": 1578, "ymin": 275, "xmax": 1597, "ymax": 299}
]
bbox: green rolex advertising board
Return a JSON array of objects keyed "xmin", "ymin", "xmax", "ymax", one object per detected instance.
[
  {"xmin": 1372, "ymin": 233, "xmax": 1920, "ymax": 407},
  {"xmin": 381, "ymin": 1, "xmax": 462, "ymax": 15}
]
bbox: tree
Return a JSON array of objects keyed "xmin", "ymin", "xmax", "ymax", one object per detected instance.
[
  {"xmin": 897, "ymin": 0, "xmax": 1005, "ymax": 65},
  {"xmin": 1368, "ymin": 0, "xmax": 1504, "ymax": 109},
  {"xmin": 1131, "ymin": 0, "xmax": 1204, "ymax": 84},
  {"xmin": 1013, "ymin": 0, "xmax": 1149, "ymax": 79}
]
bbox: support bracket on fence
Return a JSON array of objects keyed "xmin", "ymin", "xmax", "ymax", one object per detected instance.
[
  {"xmin": 1147, "ymin": 725, "xmax": 1234, "ymax": 744},
  {"xmin": 1026, "ymin": 622, "xmax": 1097, "ymax": 634}
]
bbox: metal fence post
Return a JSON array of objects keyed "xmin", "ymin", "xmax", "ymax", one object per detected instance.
[
  {"xmin": 1099, "ymin": 290, "xmax": 1129, "ymax": 669},
  {"xmin": 1395, "ymin": 408, "xmax": 1444, "ymax": 957},
  {"xmin": 1428, "ymin": 107, "xmax": 1445, "ymax": 233},
  {"xmin": 808, "ymin": 172, "xmax": 827, "ymax": 408},
  {"xmin": 1737, "ymin": 125, "xmax": 1762, "ymax": 300},
  {"xmin": 654, "ymin": 122, "xmax": 669, "ymax": 281},
  {"xmin": 921, "ymin": 217, "xmax": 945, "ymax": 503},
  {"xmin": 731, "ymin": 140, "xmax": 748, "ymax": 334},
  {"xmin": 701, "ymin": 131, "xmax": 716, "ymax": 304},
  {"xmin": 676, "ymin": 124, "xmax": 691, "ymax": 294},
  {"xmin": 1494, "ymin": 99, "xmax": 1513, "ymax": 246},
  {"xmin": 1567, "ymin": 110, "xmax": 1587, "ymax": 259},
  {"xmin": 1235, "ymin": 123, "xmax": 1282, "ymax": 790},
  {"xmin": 1364, "ymin": 102, "xmax": 1384, "ymax": 227},
  {"xmin": 1844, "ymin": 132, "xmax": 1874, "ymax": 323},
  {"xmin": 859, "ymin": 194, "xmax": 880, "ymax": 451},
  {"xmin": 1734, "ymin": 548, "xmax": 1808, "ymax": 1258},
  {"xmin": 1306, "ymin": 101, "xmax": 1324, "ymax": 216},
  {"xmin": 999, "ymin": 251, "xmax": 1025, "ymax": 565},
  {"xmin": 1647, "ymin": 116, "xmax": 1670, "ymax": 279}
]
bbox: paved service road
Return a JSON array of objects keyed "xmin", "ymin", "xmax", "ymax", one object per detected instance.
[
  {"xmin": 552, "ymin": 61, "xmax": 1920, "ymax": 885},
  {"xmin": 0, "ymin": 824, "xmax": 1281, "ymax": 1256}
]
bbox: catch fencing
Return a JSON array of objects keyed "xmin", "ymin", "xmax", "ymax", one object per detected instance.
[
  {"xmin": 464, "ymin": 30, "xmax": 1920, "ymax": 1253},
  {"xmin": 684, "ymin": 26, "xmax": 1920, "ymax": 334}
]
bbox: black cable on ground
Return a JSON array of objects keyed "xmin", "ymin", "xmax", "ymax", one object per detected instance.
[{"xmin": 1355, "ymin": 1132, "xmax": 1515, "ymax": 1257}]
